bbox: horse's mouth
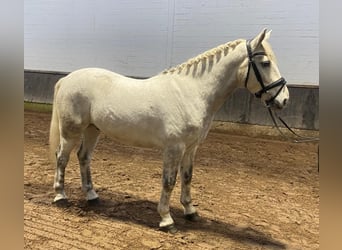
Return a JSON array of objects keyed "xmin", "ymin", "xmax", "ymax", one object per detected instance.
[{"xmin": 265, "ymin": 98, "xmax": 288, "ymax": 110}]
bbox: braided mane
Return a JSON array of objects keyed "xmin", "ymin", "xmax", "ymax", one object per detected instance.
[{"xmin": 162, "ymin": 39, "xmax": 244, "ymax": 75}]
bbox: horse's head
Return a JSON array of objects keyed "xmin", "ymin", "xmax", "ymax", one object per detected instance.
[{"xmin": 240, "ymin": 29, "xmax": 289, "ymax": 110}]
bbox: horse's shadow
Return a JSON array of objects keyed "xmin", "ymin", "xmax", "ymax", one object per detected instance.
[{"xmin": 53, "ymin": 189, "xmax": 286, "ymax": 249}]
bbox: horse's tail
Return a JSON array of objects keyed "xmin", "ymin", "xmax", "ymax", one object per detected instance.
[{"xmin": 49, "ymin": 79, "xmax": 62, "ymax": 163}]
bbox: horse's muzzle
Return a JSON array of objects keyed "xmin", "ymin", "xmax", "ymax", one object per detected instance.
[{"xmin": 266, "ymin": 97, "xmax": 288, "ymax": 110}]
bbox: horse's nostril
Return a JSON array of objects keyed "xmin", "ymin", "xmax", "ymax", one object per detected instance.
[{"xmin": 283, "ymin": 98, "xmax": 288, "ymax": 106}]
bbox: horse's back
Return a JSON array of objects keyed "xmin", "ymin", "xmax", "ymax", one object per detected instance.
[
  {"xmin": 54, "ymin": 68, "xmax": 166, "ymax": 146},
  {"xmin": 57, "ymin": 68, "xmax": 124, "ymax": 91},
  {"xmin": 56, "ymin": 68, "xmax": 134, "ymax": 108}
]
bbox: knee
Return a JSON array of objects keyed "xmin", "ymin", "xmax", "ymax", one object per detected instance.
[
  {"xmin": 182, "ymin": 166, "xmax": 193, "ymax": 185},
  {"xmin": 77, "ymin": 147, "xmax": 90, "ymax": 165},
  {"xmin": 78, "ymin": 154, "xmax": 90, "ymax": 165},
  {"xmin": 162, "ymin": 175, "xmax": 177, "ymax": 192}
]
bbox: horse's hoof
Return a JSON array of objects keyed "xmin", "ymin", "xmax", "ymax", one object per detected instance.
[
  {"xmin": 185, "ymin": 212, "xmax": 200, "ymax": 222},
  {"xmin": 87, "ymin": 197, "xmax": 100, "ymax": 206},
  {"xmin": 53, "ymin": 198, "xmax": 70, "ymax": 207},
  {"xmin": 159, "ymin": 223, "xmax": 178, "ymax": 234}
]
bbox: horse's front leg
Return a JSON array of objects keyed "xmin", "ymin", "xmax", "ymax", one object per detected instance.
[
  {"xmin": 180, "ymin": 146, "xmax": 200, "ymax": 221},
  {"xmin": 158, "ymin": 144, "xmax": 185, "ymax": 233}
]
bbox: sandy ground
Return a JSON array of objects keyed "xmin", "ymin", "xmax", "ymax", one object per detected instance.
[{"xmin": 24, "ymin": 111, "xmax": 319, "ymax": 249}]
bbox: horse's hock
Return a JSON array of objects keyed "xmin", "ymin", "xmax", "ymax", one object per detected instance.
[{"xmin": 24, "ymin": 70, "xmax": 319, "ymax": 131}]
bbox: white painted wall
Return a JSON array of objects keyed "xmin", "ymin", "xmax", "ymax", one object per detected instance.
[{"xmin": 24, "ymin": 0, "xmax": 318, "ymax": 84}]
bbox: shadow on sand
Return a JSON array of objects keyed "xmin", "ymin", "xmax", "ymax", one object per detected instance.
[{"xmin": 35, "ymin": 187, "xmax": 287, "ymax": 249}]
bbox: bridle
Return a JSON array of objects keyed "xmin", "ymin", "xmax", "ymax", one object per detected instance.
[
  {"xmin": 244, "ymin": 40, "xmax": 287, "ymax": 107},
  {"xmin": 245, "ymin": 39, "xmax": 320, "ymax": 145}
]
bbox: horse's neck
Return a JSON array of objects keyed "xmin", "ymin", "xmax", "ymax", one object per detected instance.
[
  {"xmin": 195, "ymin": 43, "xmax": 245, "ymax": 113},
  {"xmin": 158, "ymin": 40, "xmax": 246, "ymax": 119}
]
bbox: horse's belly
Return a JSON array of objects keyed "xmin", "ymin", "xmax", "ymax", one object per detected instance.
[
  {"xmin": 94, "ymin": 118, "xmax": 165, "ymax": 149},
  {"xmin": 107, "ymin": 129, "xmax": 162, "ymax": 148}
]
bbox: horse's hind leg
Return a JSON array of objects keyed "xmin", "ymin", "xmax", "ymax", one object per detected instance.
[
  {"xmin": 180, "ymin": 146, "xmax": 199, "ymax": 221},
  {"xmin": 77, "ymin": 125, "xmax": 100, "ymax": 202},
  {"xmin": 54, "ymin": 136, "xmax": 79, "ymax": 203}
]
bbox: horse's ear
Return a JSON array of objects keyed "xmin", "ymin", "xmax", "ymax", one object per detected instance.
[
  {"xmin": 250, "ymin": 28, "xmax": 268, "ymax": 50},
  {"xmin": 265, "ymin": 29, "xmax": 272, "ymax": 40}
]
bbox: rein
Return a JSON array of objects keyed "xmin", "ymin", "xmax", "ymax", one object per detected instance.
[{"xmin": 267, "ymin": 108, "xmax": 320, "ymax": 143}]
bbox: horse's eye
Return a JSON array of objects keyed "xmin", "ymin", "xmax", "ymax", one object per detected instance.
[{"xmin": 261, "ymin": 61, "xmax": 271, "ymax": 67}]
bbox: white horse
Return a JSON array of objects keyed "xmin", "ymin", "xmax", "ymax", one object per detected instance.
[{"xmin": 49, "ymin": 29, "xmax": 289, "ymax": 232}]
